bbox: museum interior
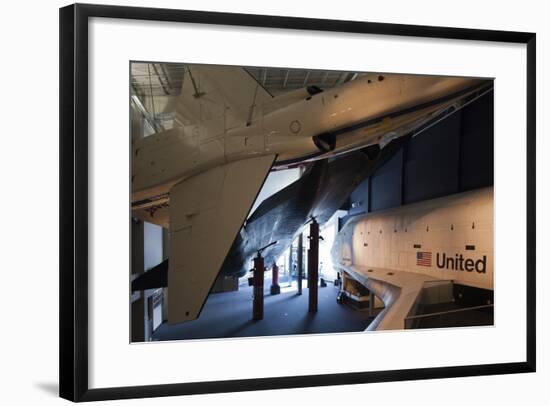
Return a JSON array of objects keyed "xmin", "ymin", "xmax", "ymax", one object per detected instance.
[{"xmin": 129, "ymin": 63, "xmax": 494, "ymax": 342}]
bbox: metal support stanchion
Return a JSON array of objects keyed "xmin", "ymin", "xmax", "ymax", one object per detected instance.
[
  {"xmin": 308, "ymin": 219, "xmax": 320, "ymax": 312},
  {"xmin": 297, "ymin": 233, "xmax": 303, "ymax": 295},
  {"xmin": 252, "ymin": 254, "xmax": 265, "ymax": 320},
  {"xmin": 270, "ymin": 264, "xmax": 280, "ymax": 295},
  {"xmin": 249, "ymin": 241, "xmax": 277, "ymax": 321}
]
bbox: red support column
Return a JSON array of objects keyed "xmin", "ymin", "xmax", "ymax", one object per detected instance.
[
  {"xmin": 270, "ymin": 264, "xmax": 281, "ymax": 295},
  {"xmin": 252, "ymin": 255, "xmax": 265, "ymax": 320},
  {"xmin": 297, "ymin": 233, "xmax": 303, "ymax": 295},
  {"xmin": 308, "ymin": 219, "xmax": 319, "ymax": 312}
]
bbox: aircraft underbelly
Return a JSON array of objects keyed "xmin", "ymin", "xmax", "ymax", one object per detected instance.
[{"xmin": 219, "ymin": 136, "xmax": 410, "ymax": 278}]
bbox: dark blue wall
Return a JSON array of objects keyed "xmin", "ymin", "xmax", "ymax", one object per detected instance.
[
  {"xmin": 346, "ymin": 90, "xmax": 493, "ymax": 219},
  {"xmin": 403, "ymin": 111, "xmax": 461, "ymax": 204},
  {"xmin": 371, "ymin": 148, "xmax": 403, "ymax": 211},
  {"xmin": 459, "ymin": 92, "xmax": 494, "ymax": 190},
  {"xmin": 348, "ymin": 178, "xmax": 369, "ymax": 216}
]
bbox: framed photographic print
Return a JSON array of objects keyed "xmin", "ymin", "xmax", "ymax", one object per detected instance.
[{"xmin": 59, "ymin": 3, "xmax": 536, "ymax": 402}]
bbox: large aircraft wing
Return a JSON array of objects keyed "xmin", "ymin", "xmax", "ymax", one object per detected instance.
[
  {"xmin": 175, "ymin": 65, "xmax": 273, "ymax": 131},
  {"xmin": 167, "ymin": 154, "xmax": 276, "ymax": 324},
  {"xmin": 220, "ymin": 136, "xmax": 410, "ymax": 278}
]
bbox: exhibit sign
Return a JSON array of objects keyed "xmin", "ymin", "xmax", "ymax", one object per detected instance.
[{"xmin": 59, "ymin": 3, "xmax": 536, "ymax": 402}]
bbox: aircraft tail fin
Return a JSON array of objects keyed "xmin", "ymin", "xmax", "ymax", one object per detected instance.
[{"xmin": 167, "ymin": 154, "xmax": 276, "ymax": 323}]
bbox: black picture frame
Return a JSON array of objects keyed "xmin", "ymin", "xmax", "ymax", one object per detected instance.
[{"xmin": 59, "ymin": 3, "xmax": 536, "ymax": 402}]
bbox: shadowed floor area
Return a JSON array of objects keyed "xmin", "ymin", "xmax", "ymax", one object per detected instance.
[{"xmin": 152, "ymin": 284, "xmax": 375, "ymax": 341}]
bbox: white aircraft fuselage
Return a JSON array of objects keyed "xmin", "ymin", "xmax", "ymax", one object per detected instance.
[
  {"xmin": 332, "ymin": 187, "xmax": 494, "ymax": 331},
  {"xmin": 132, "ymin": 73, "xmax": 485, "ymax": 206}
]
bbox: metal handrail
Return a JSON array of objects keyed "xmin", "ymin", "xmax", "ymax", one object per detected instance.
[{"xmin": 404, "ymin": 304, "xmax": 494, "ymax": 321}]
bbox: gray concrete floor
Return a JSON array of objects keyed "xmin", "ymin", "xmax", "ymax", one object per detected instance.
[{"xmin": 152, "ymin": 283, "xmax": 375, "ymax": 341}]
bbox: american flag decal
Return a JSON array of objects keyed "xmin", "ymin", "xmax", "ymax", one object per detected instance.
[{"xmin": 416, "ymin": 251, "xmax": 432, "ymax": 267}]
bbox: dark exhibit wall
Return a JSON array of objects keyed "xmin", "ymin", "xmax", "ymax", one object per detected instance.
[
  {"xmin": 404, "ymin": 111, "xmax": 461, "ymax": 203},
  {"xmin": 346, "ymin": 90, "xmax": 494, "ymax": 220},
  {"xmin": 370, "ymin": 148, "xmax": 403, "ymax": 211},
  {"xmin": 459, "ymin": 92, "xmax": 494, "ymax": 190}
]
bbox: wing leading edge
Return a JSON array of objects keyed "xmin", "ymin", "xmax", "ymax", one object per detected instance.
[{"xmin": 167, "ymin": 154, "xmax": 276, "ymax": 324}]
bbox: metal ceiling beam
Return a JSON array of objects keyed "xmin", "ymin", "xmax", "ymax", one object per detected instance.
[
  {"xmin": 131, "ymin": 94, "xmax": 163, "ymax": 133},
  {"xmin": 151, "ymin": 63, "xmax": 171, "ymax": 96},
  {"xmin": 302, "ymin": 71, "xmax": 311, "ymax": 87},
  {"xmin": 283, "ymin": 69, "xmax": 290, "ymax": 88}
]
